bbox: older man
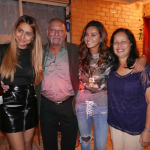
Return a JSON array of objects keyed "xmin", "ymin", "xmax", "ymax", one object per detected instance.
[{"xmin": 35, "ymin": 18, "xmax": 79, "ymax": 150}]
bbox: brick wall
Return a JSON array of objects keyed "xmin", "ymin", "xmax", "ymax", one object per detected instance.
[
  {"xmin": 58, "ymin": 0, "xmax": 68, "ymax": 2},
  {"xmin": 143, "ymin": 2, "xmax": 150, "ymax": 16},
  {"xmin": 69, "ymin": 0, "xmax": 143, "ymax": 55},
  {"xmin": 59, "ymin": 0, "xmax": 144, "ymax": 55}
]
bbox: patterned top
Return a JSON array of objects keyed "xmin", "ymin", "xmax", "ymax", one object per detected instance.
[
  {"xmin": 76, "ymin": 53, "xmax": 111, "ymax": 106},
  {"xmin": 107, "ymin": 63, "xmax": 150, "ymax": 135}
]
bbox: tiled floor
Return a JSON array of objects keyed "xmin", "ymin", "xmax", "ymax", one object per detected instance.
[{"xmin": 0, "ymin": 127, "xmax": 150, "ymax": 150}]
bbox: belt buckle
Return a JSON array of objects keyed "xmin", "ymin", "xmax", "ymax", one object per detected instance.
[{"xmin": 55, "ymin": 101, "xmax": 62, "ymax": 105}]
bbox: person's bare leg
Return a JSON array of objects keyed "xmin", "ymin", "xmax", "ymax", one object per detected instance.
[
  {"xmin": 24, "ymin": 127, "xmax": 35, "ymax": 150},
  {"xmin": 6, "ymin": 132, "xmax": 25, "ymax": 150}
]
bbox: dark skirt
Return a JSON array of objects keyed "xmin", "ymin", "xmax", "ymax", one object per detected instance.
[{"xmin": 0, "ymin": 85, "xmax": 38, "ymax": 133}]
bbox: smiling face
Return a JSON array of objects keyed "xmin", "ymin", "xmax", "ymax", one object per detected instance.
[
  {"xmin": 15, "ymin": 22, "xmax": 34, "ymax": 49},
  {"xmin": 84, "ymin": 26, "xmax": 102, "ymax": 54},
  {"xmin": 47, "ymin": 20, "xmax": 66, "ymax": 46},
  {"xmin": 113, "ymin": 31, "xmax": 132, "ymax": 60}
]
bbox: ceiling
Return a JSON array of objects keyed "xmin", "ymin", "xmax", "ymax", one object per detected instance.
[
  {"xmin": 102, "ymin": 0, "xmax": 150, "ymax": 4},
  {"xmin": 43, "ymin": 0, "xmax": 150, "ymax": 4}
]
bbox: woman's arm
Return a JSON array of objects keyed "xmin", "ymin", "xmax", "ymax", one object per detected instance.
[
  {"xmin": 1, "ymin": 81, "xmax": 9, "ymax": 93},
  {"xmin": 131, "ymin": 55, "xmax": 147, "ymax": 74},
  {"xmin": 140, "ymin": 87, "xmax": 150, "ymax": 147}
]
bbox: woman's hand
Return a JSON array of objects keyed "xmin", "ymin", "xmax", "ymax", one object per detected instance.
[
  {"xmin": 140, "ymin": 129, "xmax": 150, "ymax": 147},
  {"xmin": 131, "ymin": 55, "xmax": 147, "ymax": 74},
  {"xmin": 1, "ymin": 81, "xmax": 9, "ymax": 93},
  {"xmin": 141, "ymin": 88, "xmax": 150, "ymax": 147}
]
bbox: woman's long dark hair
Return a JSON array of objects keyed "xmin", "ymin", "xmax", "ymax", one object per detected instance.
[
  {"xmin": 109, "ymin": 28, "xmax": 139, "ymax": 71},
  {"xmin": 79, "ymin": 20, "xmax": 109, "ymax": 73}
]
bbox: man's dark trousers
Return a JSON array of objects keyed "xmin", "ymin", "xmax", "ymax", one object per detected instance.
[{"xmin": 40, "ymin": 95, "xmax": 78, "ymax": 150}]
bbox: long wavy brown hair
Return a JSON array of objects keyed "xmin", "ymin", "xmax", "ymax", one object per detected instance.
[
  {"xmin": 0, "ymin": 15, "xmax": 43, "ymax": 85},
  {"xmin": 79, "ymin": 20, "xmax": 109, "ymax": 73}
]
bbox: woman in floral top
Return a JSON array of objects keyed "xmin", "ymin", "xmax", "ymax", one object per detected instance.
[{"xmin": 75, "ymin": 20, "xmax": 111, "ymax": 150}]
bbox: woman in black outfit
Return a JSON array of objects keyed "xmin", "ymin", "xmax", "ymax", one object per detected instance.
[{"xmin": 0, "ymin": 15, "xmax": 43, "ymax": 150}]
